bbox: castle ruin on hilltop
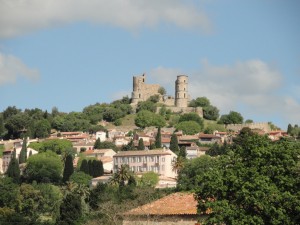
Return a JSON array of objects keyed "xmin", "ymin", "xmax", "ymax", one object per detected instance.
[{"xmin": 131, "ymin": 74, "xmax": 203, "ymax": 116}]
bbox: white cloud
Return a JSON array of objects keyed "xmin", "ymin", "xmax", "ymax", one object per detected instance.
[
  {"xmin": 149, "ymin": 60, "xmax": 300, "ymax": 128},
  {"xmin": 0, "ymin": 52, "xmax": 39, "ymax": 85},
  {"xmin": 0, "ymin": 0, "xmax": 212, "ymax": 38}
]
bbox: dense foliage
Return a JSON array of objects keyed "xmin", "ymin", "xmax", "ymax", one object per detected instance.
[
  {"xmin": 25, "ymin": 151, "xmax": 63, "ymax": 183},
  {"xmin": 177, "ymin": 130, "xmax": 300, "ymax": 224}
]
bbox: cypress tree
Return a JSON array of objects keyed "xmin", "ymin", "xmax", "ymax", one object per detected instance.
[
  {"xmin": 155, "ymin": 127, "xmax": 162, "ymax": 148},
  {"xmin": 7, "ymin": 149, "xmax": 20, "ymax": 183},
  {"xmin": 80, "ymin": 159, "xmax": 89, "ymax": 175},
  {"xmin": 63, "ymin": 154, "xmax": 74, "ymax": 183},
  {"xmin": 19, "ymin": 138, "xmax": 27, "ymax": 164},
  {"xmin": 170, "ymin": 133, "xmax": 179, "ymax": 153},
  {"xmin": 287, "ymin": 124, "xmax": 293, "ymax": 135},
  {"xmin": 138, "ymin": 138, "xmax": 145, "ymax": 150},
  {"xmin": 178, "ymin": 146, "xmax": 187, "ymax": 158},
  {"xmin": 94, "ymin": 138, "xmax": 101, "ymax": 149},
  {"xmin": 92, "ymin": 160, "xmax": 104, "ymax": 178},
  {"xmin": 88, "ymin": 160, "xmax": 93, "ymax": 177}
]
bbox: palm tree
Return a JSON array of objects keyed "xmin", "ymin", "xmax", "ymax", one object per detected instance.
[
  {"xmin": 172, "ymin": 156, "xmax": 185, "ymax": 174},
  {"xmin": 109, "ymin": 164, "xmax": 132, "ymax": 186}
]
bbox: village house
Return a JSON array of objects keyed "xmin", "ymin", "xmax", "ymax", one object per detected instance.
[
  {"xmin": 72, "ymin": 141, "xmax": 94, "ymax": 153},
  {"xmin": 198, "ymin": 133, "xmax": 221, "ymax": 144},
  {"xmin": 95, "ymin": 131, "xmax": 107, "ymax": 142},
  {"xmin": 122, "ymin": 192, "xmax": 203, "ymax": 225},
  {"xmin": 84, "ymin": 149, "xmax": 116, "ymax": 173},
  {"xmin": 113, "ymin": 149, "xmax": 177, "ymax": 178},
  {"xmin": 114, "ymin": 136, "xmax": 130, "ymax": 147},
  {"xmin": 2, "ymin": 147, "xmax": 38, "ymax": 173}
]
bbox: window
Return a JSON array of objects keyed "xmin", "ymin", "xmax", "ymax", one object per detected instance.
[{"xmin": 162, "ymin": 157, "xmax": 165, "ymax": 162}]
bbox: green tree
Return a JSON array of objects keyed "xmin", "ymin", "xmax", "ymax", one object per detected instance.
[
  {"xmin": 138, "ymin": 138, "xmax": 145, "ymax": 150},
  {"xmin": 63, "ymin": 154, "xmax": 74, "ymax": 183},
  {"xmin": 88, "ymin": 160, "xmax": 93, "ymax": 177},
  {"xmin": 94, "ymin": 137, "xmax": 101, "ymax": 149},
  {"xmin": 189, "ymin": 97, "xmax": 210, "ymax": 108},
  {"xmin": 218, "ymin": 110, "xmax": 243, "ymax": 124},
  {"xmin": 33, "ymin": 183, "xmax": 62, "ymax": 223},
  {"xmin": 19, "ymin": 138, "xmax": 27, "ymax": 164},
  {"xmin": 135, "ymin": 110, "xmax": 166, "ymax": 128},
  {"xmin": 176, "ymin": 121, "xmax": 202, "ymax": 135},
  {"xmin": 109, "ymin": 164, "xmax": 132, "ymax": 187},
  {"xmin": 203, "ymin": 105, "xmax": 219, "ymax": 121},
  {"xmin": 70, "ymin": 171, "xmax": 92, "ymax": 186},
  {"xmin": 287, "ymin": 123, "xmax": 293, "ymax": 134},
  {"xmin": 6, "ymin": 150, "xmax": 20, "ymax": 183},
  {"xmin": 80, "ymin": 159, "xmax": 89, "ymax": 175},
  {"xmin": 179, "ymin": 112, "xmax": 204, "ymax": 127},
  {"xmin": 177, "ymin": 155, "xmax": 215, "ymax": 191},
  {"xmin": 245, "ymin": 119, "xmax": 254, "ymax": 123},
  {"xmin": 58, "ymin": 193, "xmax": 82, "ymax": 225},
  {"xmin": 0, "ymin": 114, "xmax": 5, "ymax": 138},
  {"xmin": 139, "ymin": 171, "xmax": 159, "ymax": 187},
  {"xmin": 25, "ymin": 151, "xmax": 63, "ymax": 183},
  {"xmin": 155, "ymin": 127, "xmax": 162, "ymax": 148},
  {"xmin": 158, "ymin": 86, "xmax": 166, "ymax": 95},
  {"xmin": 33, "ymin": 119, "xmax": 51, "ymax": 138},
  {"xmin": 169, "ymin": 133, "xmax": 179, "ymax": 154},
  {"xmin": 28, "ymin": 139, "xmax": 73, "ymax": 155},
  {"xmin": 136, "ymin": 100, "xmax": 157, "ymax": 113},
  {"xmin": 194, "ymin": 134, "xmax": 300, "ymax": 224},
  {"xmin": 178, "ymin": 146, "xmax": 187, "ymax": 158},
  {"xmin": 171, "ymin": 156, "xmax": 185, "ymax": 174},
  {"xmin": 92, "ymin": 160, "xmax": 104, "ymax": 178}
]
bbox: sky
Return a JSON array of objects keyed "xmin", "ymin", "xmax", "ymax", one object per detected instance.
[{"xmin": 0, "ymin": 0, "xmax": 299, "ymax": 130}]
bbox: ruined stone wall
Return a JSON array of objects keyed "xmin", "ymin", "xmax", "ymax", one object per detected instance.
[
  {"xmin": 226, "ymin": 122, "xmax": 271, "ymax": 132},
  {"xmin": 131, "ymin": 74, "xmax": 161, "ymax": 104},
  {"xmin": 157, "ymin": 106, "xmax": 203, "ymax": 117}
]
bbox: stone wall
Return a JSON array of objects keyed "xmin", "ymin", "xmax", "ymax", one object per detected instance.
[
  {"xmin": 226, "ymin": 122, "xmax": 271, "ymax": 132},
  {"xmin": 157, "ymin": 106, "xmax": 203, "ymax": 117}
]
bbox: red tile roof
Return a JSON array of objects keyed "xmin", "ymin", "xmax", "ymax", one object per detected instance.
[{"xmin": 124, "ymin": 192, "xmax": 197, "ymax": 216}]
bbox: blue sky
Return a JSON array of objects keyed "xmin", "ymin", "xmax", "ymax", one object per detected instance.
[{"xmin": 0, "ymin": 0, "xmax": 299, "ymax": 130}]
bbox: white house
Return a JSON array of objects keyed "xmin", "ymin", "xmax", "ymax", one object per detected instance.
[
  {"xmin": 113, "ymin": 149, "xmax": 177, "ymax": 178},
  {"xmin": 95, "ymin": 131, "xmax": 107, "ymax": 142}
]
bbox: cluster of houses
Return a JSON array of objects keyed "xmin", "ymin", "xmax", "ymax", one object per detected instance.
[
  {"xmin": 0, "ymin": 127, "xmax": 289, "ymax": 224},
  {"xmin": 1, "ymin": 127, "xmax": 288, "ymax": 182}
]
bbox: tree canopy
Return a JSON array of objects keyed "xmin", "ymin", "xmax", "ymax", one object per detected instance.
[
  {"xmin": 25, "ymin": 151, "xmax": 63, "ymax": 183},
  {"xmin": 175, "ymin": 121, "xmax": 202, "ymax": 135},
  {"xmin": 218, "ymin": 110, "xmax": 244, "ymax": 124},
  {"xmin": 191, "ymin": 133, "xmax": 300, "ymax": 224}
]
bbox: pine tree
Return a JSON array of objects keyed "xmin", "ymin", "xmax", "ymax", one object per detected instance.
[
  {"xmin": 155, "ymin": 127, "xmax": 162, "ymax": 148},
  {"xmin": 94, "ymin": 138, "xmax": 101, "ymax": 149},
  {"xmin": 80, "ymin": 159, "xmax": 89, "ymax": 175},
  {"xmin": 7, "ymin": 149, "xmax": 20, "ymax": 183},
  {"xmin": 138, "ymin": 138, "xmax": 145, "ymax": 150},
  {"xmin": 170, "ymin": 133, "xmax": 179, "ymax": 153},
  {"xmin": 19, "ymin": 138, "xmax": 27, "ymax": 164},
  {"xmin": 63, "ymin": 154, "xmax": 74, "ymax": 183}
]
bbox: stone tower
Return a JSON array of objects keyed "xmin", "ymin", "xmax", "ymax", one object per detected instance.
[
  {"xmin": 131, "ymin": 74, "xmax": 146, "ymax": 105},
  {"xmin": 175, "ymin": 75, "xmax": 189, "ymax": 107}
]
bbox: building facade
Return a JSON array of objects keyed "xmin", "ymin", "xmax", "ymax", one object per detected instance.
[{"xmin": 113, "ymin": 149, "xmax": 177, "ymax": 178}]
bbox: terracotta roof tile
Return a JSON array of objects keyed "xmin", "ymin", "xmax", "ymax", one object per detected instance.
[{"xmin": 124, "ymin": 192, "xmax": 197, "ymax": 216}]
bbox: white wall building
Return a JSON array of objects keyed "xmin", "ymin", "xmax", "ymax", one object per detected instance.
[
  {"xmin": 95, "ymin": 131, "xmax": 107, "ymax": 142},
  {"xmin": 113, "ymin": 149, "xmax": 177, "ymax": 178}
]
